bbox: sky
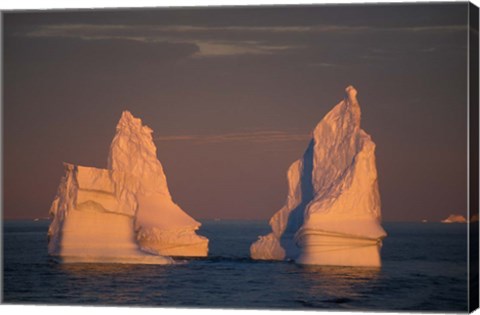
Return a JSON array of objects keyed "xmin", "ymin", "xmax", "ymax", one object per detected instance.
[{"xmin": 3, "ymin": 3, "xmax": 470, "ymax": 221}]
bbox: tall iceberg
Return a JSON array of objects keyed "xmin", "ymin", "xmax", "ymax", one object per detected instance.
[
  {"xmin": 48, "ymin": 111, "xmax": 208, "ymax": 263},
  {"xmin": 250, "ymin": 86, "xmax": 387, "ymax": 267}
]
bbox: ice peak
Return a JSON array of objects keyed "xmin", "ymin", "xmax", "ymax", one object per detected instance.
[
  {"xmin": 116, "ymin": 110, "xmax": 152, "ymax": 135},
  {"xmin": 313, "ymin": 86, "xmax": 361, "ymax": 139},
  {"xmin": 345, "ymin": 85, "xmax": 357, "ymax": 101},
  {"xmin": 121, "ymin": 110, "xmax": 134, "ymax": 120},
  {"xmin": 118, "ymin": 110, "xmax": 137, "ymax": 126},
  {"xmin": 108, "ymin": 110, "xmax": 170, "ymax": 196}
]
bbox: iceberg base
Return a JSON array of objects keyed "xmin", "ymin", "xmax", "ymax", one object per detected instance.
[
  {"xmin": 295, "ymin": 230, "xmax": 383, "ymax": 267},
  {"xmin": 53, "ymin": 207, "xmax": 174, "ymax": 265},
  {"xmin": 55, "ymin": 254, "xmax": 174, "ymax": 265},
  {"xmin": 139, "ymin": 239, "xmax": 209, "ymax": 257},
  {"xmin": 250, "ymin": 233, "xmax": 286, "ymax": 260},
  {"xmin": 137, "ymin": 228, "xmax": 209, "ymax": 257}
]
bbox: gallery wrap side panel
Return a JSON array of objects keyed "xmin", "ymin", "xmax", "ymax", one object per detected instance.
[{"xmin": 469, "ymin": 2, "xmax": 479, "ymax": 313}]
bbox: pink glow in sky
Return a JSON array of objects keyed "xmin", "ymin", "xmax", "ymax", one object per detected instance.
[{"xmin": 3, "ymin": 3, "xmax": 469, "ymax": 221}]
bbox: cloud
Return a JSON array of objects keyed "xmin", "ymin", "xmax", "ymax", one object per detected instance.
[
  {"xmin": 22, "ymin": 23, "xmax": 467, "ymax": 58},
  {"xmin": 25, "ymin": 24, "xmax": 305, "ymax": 57},
  {"xmin": 308, "ymin": 62, "xmax": 339, "ymax": 68},
  {"xmin": 419, "ymin": 47, "xmax": 437, "ymax": 53},
  {"xmin": 25, "ymin": 24, "xmax": 366, "ymax": 37},
  {"xmin": 191, "ymin": 40, "xmax": 300, "ymax": 57},
  {"xmin": 388, "ymin": 25, "xmax": 467, "ymax": 32},
  {"xmin": 25, "ymin": 23, "xmax": 467, "ymax": 39},
  {"xmin": 155, "ymin": 131, "xmax": 310, "ymax": 144}
]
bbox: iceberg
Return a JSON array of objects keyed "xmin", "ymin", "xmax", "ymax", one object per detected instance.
[
  {"xmin": 250, "ymin": 86, "xmax": 387, "ymax": 267},
  {"xmin": 441, "ymin": 214, "xmax": 467, "ymax": 223},
  {"xmin": 48, "ymin": 111, "xmax": 208, "ymax": 264}
]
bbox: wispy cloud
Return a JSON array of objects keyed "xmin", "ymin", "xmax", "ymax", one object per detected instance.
[
  {"xmin": 418, "ymin": 47, "xmax": 437, "ymax": 53},
  {"xmin": 156, "ymin": 131, "xmax": 310, "ymax": 144},
  {"xmin": 26, "ymin": 23, "xmax": 467, "ymax": 39},
  {"xmin": 25, "ymin": 24, "xmax": 370, "ymax": 37},
  {"xmin": 192, "ymin": 40, "xmax": 300, "ymax": 57},
  {"xmin": 389, "ymin": 25, "xmax": 467, "ymax": 32},
  {"xmin": 25, "ymin": 24, "xmax": 305, "ymax": 57},
  {"xmin": 308, "ymin": 62, "xmax": 339, "ymax": 68},
  {"xmin": 23, "ymin": 23, "xmax": 467, "ymax": 58}
]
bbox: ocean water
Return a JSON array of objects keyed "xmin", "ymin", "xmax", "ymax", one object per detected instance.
[{"xmin": 2, "ymin": 220, "xmax": 469, "ymax": 311}]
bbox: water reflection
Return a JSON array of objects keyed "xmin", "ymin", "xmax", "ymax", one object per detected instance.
[
  {"xmin": 59, "ymin": 262, "xmax": 141, "ymax": 276},
  {"xmin": 298, "ymin": 265, "xmax": 380, "ymax": 307},
  {"xmin": 56, "ymin": 262, "xmax": 171, "ymax": 305}
]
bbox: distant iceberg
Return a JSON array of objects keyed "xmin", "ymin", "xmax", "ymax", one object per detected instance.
[
  {"xmin": 48, "ymin": 111, "xmax": 208, "ymax": 264},
  {"xmin": 250, "ymin": 86, "xmax": 387, "ymax": 267},
  {"xmin": 441, "ymin": 214, "xmax": 467, "ymax": 223}
]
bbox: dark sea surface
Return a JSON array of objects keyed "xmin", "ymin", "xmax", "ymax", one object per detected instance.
[{"xmin": 2, "ymin": 220, "xmax": 469, "ymax": 311}]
